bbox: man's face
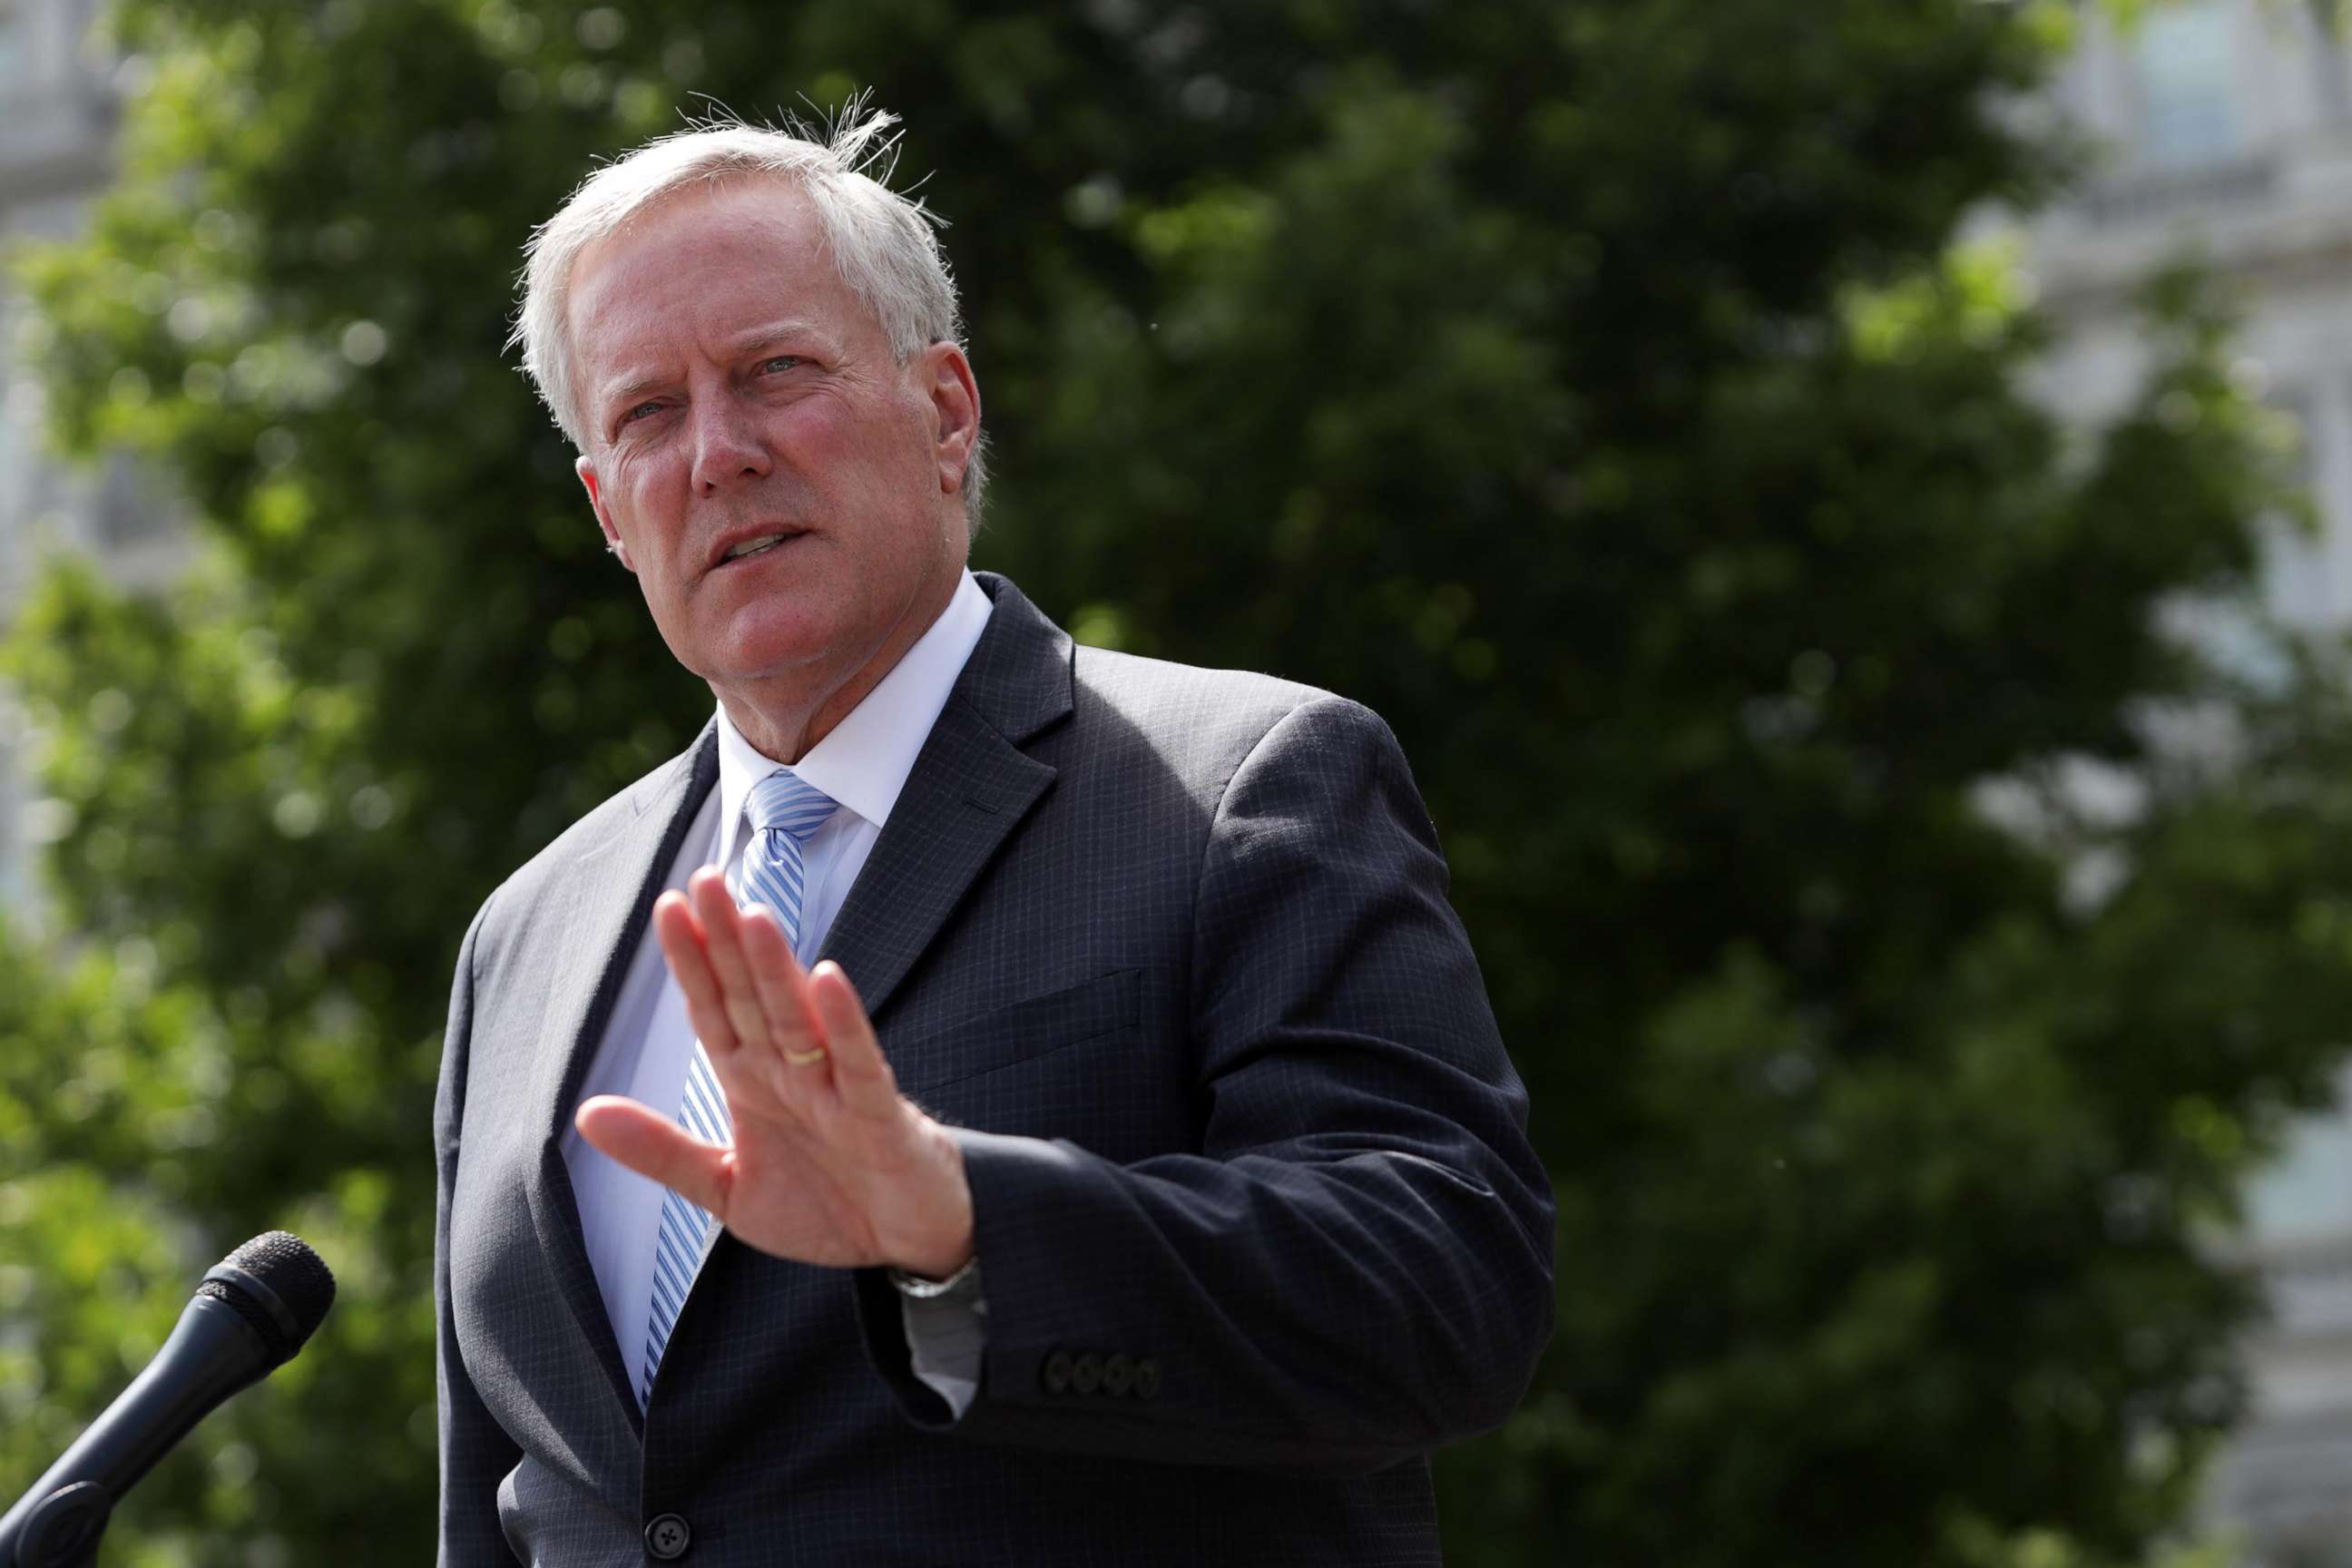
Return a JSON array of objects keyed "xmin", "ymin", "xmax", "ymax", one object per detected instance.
[{"xmin": 568, "ymin": 178, "xmax": 976, "ymax": 714}]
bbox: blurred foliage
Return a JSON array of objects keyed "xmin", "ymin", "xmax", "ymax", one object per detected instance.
[{"xmin": 4, "ymin": 0, "xmax": 2351, "ymax": 1563}]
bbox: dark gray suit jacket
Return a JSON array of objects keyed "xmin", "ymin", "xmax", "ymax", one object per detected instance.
[{"xmin": 435, "ymin": 574, "xmax": 1554, "ymax": 1565}]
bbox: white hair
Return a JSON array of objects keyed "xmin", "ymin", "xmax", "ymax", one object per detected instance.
[{"xmin": 510, "ymin": 105, "xmax": 985, "ymax": 517}]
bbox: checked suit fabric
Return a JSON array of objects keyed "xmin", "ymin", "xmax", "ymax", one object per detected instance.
[{"xmin": 639, "ymin": 768, "xmax": 838, "ymax": 1406}]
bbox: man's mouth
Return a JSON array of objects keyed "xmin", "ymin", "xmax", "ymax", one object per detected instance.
[{"xmin": 717, "ymin": 530, "xmax": 803, "ymax": 565}]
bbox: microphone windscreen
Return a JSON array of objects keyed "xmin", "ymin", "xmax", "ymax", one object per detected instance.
[{"xmin": 198, "ymin": 1231, "xmax": 337, "ymax": 1363}]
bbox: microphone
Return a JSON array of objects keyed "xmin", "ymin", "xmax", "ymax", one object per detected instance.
[{"xmin": 0, "ymin": 1231, "xmax": 336, "ymax": 1568}]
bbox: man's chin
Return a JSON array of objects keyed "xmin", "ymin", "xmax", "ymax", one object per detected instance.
[{"xmin": 703, "ymin": 632, "xmax": 838, "ymax": 687}]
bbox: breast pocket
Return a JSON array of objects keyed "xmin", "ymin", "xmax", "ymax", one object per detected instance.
[{"xmin": 892, "ymin": 968, "xmax": 1142, "ymax": 1098}]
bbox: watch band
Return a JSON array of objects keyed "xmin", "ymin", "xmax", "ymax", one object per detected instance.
[{"xmin": 888, "ymin": 1255, "xmax": 981, "ymax": 1300}]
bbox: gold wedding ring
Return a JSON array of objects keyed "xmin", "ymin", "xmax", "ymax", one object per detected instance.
[{"xmin": 783, "ymin": 1046, "xmax": 828, "ymax": 1067}]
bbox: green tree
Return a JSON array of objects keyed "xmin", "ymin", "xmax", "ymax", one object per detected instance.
[{"xmin": 5, "ymin": 2, "xmax": 2349, "ymax": 1563}]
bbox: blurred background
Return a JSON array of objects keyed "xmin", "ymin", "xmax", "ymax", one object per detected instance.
[{"xmin": 5, "ymin": 1, "xmax": 2352, "ymax": 1563}]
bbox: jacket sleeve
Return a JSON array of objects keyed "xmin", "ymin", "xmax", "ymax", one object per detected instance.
[
  {"xmin": 855, "ymin": 696, "xmax": 1556, "ymax": 1472},
  {"xmin": 436, "ymin": 896, "xmax": 524, "ymax": 1566}
]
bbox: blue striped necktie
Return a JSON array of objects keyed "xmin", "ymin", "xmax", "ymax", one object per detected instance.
[{"xmin": 640, "ymin": 768, "xmax": 839, "ymax": 1407}]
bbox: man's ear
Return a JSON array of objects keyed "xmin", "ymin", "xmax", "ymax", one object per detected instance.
[
  {"xmin": 925, "ymin": 343, "xmax": 981, "ymax": 498},
  {"xmin": 576, "ymin": 455, "xmax": 634, "ymax": 572}
]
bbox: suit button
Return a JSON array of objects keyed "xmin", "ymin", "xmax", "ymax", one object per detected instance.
[
  {"xmin": 1102, "ymin": 1353, "xmax": 1134, "ymax": 1397},
  {"xmin": 1072, "ymin": 1352, "xmax": 1103, "ymax": 1395},
  {"xmin": 1042, "ymin": 1349, "xmax": 1074, "ymax": 1395},
  {"xmin": 644, "ymin": 1513, "xmax": 691, "ymax": 1560},
  {"xmin": 1134, "ymin": 1357, "xmax": 1162, "ymax": 1400}
]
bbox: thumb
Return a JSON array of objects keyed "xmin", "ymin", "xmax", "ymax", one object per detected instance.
[{"xmin": 575, "ymin": 1094, "xmax": 732, "ymax": 1216}]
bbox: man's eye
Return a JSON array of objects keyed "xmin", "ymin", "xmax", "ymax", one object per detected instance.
[
  {"xmin": 759, "ymin": 355, "xmax": 803, "ymax": 375},
  {"xmin": 621, "ymin": 399, "xmax": 665, "ymax": 426}
]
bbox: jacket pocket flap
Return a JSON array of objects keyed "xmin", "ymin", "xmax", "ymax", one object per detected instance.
[{"xmin": 894, "ymin": 968, "xmax": 1142, "ymax": 1095}]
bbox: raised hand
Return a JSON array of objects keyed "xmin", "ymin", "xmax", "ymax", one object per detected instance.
[{"xmin": 573, "ymin": 866, "xmax": 975, "ymax": 1279}]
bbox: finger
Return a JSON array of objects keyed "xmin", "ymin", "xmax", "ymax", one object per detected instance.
[
  {"xmin": 575, "ymin": 1094, "xmax": 732, "ymax": 1216},
  {"xmin": 652, "ymin": 892, "xmax": 739, "ymax": 1055},
  {"xmin": 689, "ymin": 868, "xmax": 769, "ymax": 1050},
  {"xmin": 739, "ymin": 908, "xmax": 828, "ymax": 1095},
  {"xmin": 808, "ymin": 961, "xmax": 897, "ymax": 1117}
]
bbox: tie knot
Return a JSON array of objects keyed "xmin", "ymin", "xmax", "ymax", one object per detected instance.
[{"xmin": 745, "ymin": 769, "xmax": 838, "ymax": 843}]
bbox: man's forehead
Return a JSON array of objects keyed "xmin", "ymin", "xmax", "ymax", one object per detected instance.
[{"xmin": 566, "ymin": 179, "xmax": 848, "ymax": 377}]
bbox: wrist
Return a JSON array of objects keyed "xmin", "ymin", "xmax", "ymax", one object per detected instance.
[
  {"xmin": 893, "ymin": 1225, "xmax": 974, "ymax": 1281},
  {"xmin": 890, "ymin": 1122, "xmax": 974, "ymax": 1280},
  {"xmin": 895, "ymin": 1244, "xmax": 973, "ymax": 1281}
]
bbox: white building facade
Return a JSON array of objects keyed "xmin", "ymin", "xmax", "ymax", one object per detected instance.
[
  {"xmin": 0, "ymin": 0, "xmax": 156, "ymax": 916},
  {"xmin": 2027, "ymin": 4, "xmax": 2352, "ymax": 1562}
]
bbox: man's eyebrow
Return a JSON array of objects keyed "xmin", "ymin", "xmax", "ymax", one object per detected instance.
[
  {"xmin": 597, "ymin": 370, "xmax": 676, "ymax": 416},
  {"xmin": 593, "ymin": 322, "xmax": 835, "ymax": 416}
]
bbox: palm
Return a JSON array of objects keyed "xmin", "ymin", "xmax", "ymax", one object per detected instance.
[
  {"xmin": 710, "ymin": 1091, "xmax": 921, "ymax": 1269},
  {"xmin": 574, "ymin": 869, "xmax": 974, "ymax": 1280}
]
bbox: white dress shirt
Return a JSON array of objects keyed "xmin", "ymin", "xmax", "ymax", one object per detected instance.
[{"xmin": 562, "ymin": 569, "xmax": 995, "ymax": 1407}]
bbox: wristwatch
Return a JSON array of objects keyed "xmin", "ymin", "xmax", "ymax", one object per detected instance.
[{"xmin": 887, "ymin": 1255, "xmax": 983, "ymax": 1302}]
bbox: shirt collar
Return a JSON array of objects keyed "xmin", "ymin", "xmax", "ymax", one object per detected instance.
[{"xmin": 714, "ymin": 569, "xmax": 995, "ymax": 866}]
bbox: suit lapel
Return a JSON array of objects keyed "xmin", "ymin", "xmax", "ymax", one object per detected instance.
[
  {"xmin": 814, "ymin": 574, "xmax": 1073, "ymax": 1026},
  {"xmin": 524, "ymin": 724, "xmax": 720, "ymax": 1438}
]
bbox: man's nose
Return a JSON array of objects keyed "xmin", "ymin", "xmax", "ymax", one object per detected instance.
[{"xmin": 689, "ymin": 397, "xmax": 773, "ymax": 496}]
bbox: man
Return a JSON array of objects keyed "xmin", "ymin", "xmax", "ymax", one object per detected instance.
[{"xmin": 436, "ymin": 108, "xmax": 1553, "ymax": 1566}]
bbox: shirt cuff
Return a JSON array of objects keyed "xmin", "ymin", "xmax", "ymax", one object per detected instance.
[{"xmin": 897, "ymin": 1264, "xmax": 989, "ymax": 1418}]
